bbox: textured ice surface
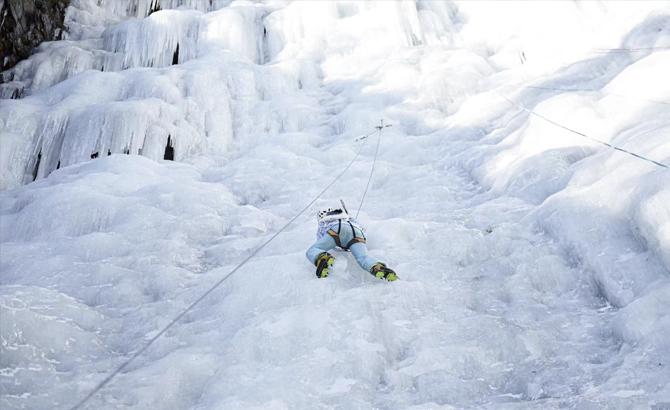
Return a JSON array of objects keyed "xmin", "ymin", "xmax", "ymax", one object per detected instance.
[{"xmin": 1, "ymin": 1, "xmax": 670, "ymax": 409}]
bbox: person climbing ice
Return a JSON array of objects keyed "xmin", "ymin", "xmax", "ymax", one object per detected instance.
[{"xmin": 306, "ymin": 202, "xmax": 397, "ymax": 281}]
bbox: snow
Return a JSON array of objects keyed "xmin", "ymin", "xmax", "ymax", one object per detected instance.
[{"xmin": 1, "ymin": 1, "xmax": 670, "ymax": 409}]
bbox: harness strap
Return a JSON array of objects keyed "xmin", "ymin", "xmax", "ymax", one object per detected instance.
[
  {"xmin": 345, "ymin": 237, "xmax": 366, "ymax": 249},
  {"xmin": 327, "ymin": 229, "xmax": 342, "ymax": 248},
  {"xmin": 327, "ymin": 220, "xmax": 366, "ymax": 250}
]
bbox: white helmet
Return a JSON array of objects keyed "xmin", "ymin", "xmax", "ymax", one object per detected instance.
[
  {"xmin": 317, "ymin": 207, "xmax": 334, "ymax": 220},
  {"xmin": 317, "ymin": 207, "xmax": 350, "ymax": 222}
]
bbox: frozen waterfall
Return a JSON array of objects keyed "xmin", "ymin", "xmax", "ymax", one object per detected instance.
[{"xmin": 1, "ymin": 1, "xmax": 670, "ymax": 409}]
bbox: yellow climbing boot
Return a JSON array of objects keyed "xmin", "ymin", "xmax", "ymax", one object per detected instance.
[
  {"xmin": 370, "ymin": 263, "xmax": 398, "ymax": 281},
  {"xmin": 316, "ymin": 252, "xmax": 335, "ymax": 278}
]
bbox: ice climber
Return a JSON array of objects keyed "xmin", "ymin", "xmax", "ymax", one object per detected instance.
[{"xmin": 306, "ymin": 206, "xmax": 398, "ymax": 281}]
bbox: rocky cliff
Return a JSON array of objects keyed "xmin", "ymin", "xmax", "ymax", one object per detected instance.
[{"xmin": 0, "ymin": 0, "xmax": 70, "ymax": 72}]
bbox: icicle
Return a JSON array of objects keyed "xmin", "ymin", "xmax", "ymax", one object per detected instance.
[
  {"xmin": 172, "ymin": 43, "xmax": 180, "ymax": 65},
  {"xmin": 101, "ymin": 10, "xmax": 200, "ymax": 69},
  {"xmin": 164, "ymin": 136, "xmax": 174, "ymax": 160},
  {"xmin": 148, "ymin": 0, "xmax": 161, "ymax": 16},
  {"xmin": 32, "ymin": 151, "xmax": 42, "ymax": 182}
]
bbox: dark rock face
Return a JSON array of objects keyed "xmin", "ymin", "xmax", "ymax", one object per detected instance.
[{"xmin": 0, "ymin": 0, "xmax": 70, "ymax": 72}]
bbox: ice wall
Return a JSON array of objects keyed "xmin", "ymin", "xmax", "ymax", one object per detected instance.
[
  {"xmin": 0, "ymin": 0, "xmax": 234, "ymax": 97},
  {"xmin": 443, "ymin": 3, "xmax": 670, "ymax": 358},
  {"xmin": 1, "ymin": 2, "xmax": 670, "ymax": 408},
  {"xmin": 0, "ymin": 0, "xmax": 458, "ymax": 191}
]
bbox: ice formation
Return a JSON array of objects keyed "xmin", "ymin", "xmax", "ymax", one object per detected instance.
[{"xmin": 1, "ymin": 1, "xmax": 670, "ymax": 409}]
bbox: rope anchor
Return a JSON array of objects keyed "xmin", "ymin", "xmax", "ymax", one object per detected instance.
[
  {"xmin": 357, "ymin": 120, "xmax": 391, "ymax": 141},
  {"xmin": 376, "ymin": 119, "xmax": 393, "ymax": 130}
]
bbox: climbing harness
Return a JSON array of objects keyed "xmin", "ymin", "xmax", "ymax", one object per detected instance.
[{"xmin": 327, "ymin": 219, "xmax": 366, "ymax": 251}]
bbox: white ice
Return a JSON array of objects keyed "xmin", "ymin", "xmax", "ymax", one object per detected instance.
[{"xmin": 1, "ymin": 1, "xmax": 670, "ymax": 409}]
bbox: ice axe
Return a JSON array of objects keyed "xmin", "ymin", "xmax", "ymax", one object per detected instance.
[{"xmin": 340, "ymin": 199, "xmax": 349, "ymax": 215}]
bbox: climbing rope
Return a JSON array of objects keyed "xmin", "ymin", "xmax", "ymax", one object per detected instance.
[
  {"xmin": 356, "ymin": 120, "xmax": 392, "ymax": 218},
  {"xmin": 588, "ymin": 46, "xmax": 670, "ymax": 53},
  {"xmin": 70, "ymin": 128, "xmax": 375, "ymax": 410},
  {"xmin": 496, "ymin": 90, "xmax": 668, "ymax": 169},
  {"xmin": 521, "ymin": 85, "xmax": 670, "ymax": 106},
  {"xmin": 356, "ymin": 128, "xmax": 380, "ymax": 141}
]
